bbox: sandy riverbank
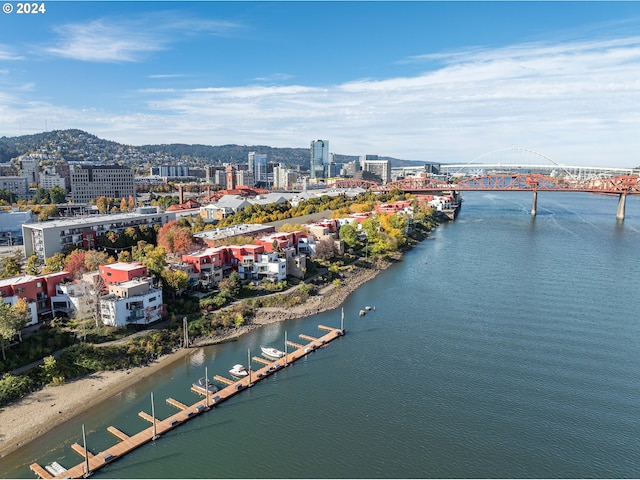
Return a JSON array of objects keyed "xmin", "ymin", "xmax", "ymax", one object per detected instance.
[{"xmin": 0, "ymin": 260, "xmax": 391, "ymax": 459}]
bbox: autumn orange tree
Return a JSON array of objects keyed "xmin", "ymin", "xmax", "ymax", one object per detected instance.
[{"xmin": 157, "ymin": 220, "xmax": 194, "ymax": 254}]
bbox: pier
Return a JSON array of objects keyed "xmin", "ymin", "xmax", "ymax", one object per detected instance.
[{"xmin": 30, "ymin": 324, "xmax": 345, "ymax": 479}]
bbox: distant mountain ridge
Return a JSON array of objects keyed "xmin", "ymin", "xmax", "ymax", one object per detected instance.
[{"xmin": 0, "ymin": 129, "xmax": 425, "ymax": 168}]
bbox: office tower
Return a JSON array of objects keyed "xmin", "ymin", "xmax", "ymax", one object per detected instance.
[
  {"xmin": 70, "ymin": 164, "xmax": 135, "ymax": 203},
  {"xmin": 249, "ymin": 152, "xmax": 268, "ymax": 186},
  {"xmin": 310, "ymin": 140, "xmax": 329, "ymax": 180}
]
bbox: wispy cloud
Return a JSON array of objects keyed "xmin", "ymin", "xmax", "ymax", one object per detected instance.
[
  {"xmin": 253, "ymin": 73, "xmax": 295, "ymax": 82},
  {"xmin": 0, "ymin": 45, "xmax": 24, "ymax": 61},
  {"xmin": 124, "ymin": 35, "xmax": 640, "ymax": 165},
  {"xmin": 148, "ymin": 74, "xmax": 190, "ymax": 79},
  {"xmin": 4, "ymin": 34, "xmax": 640, "ymax": 167},
  {"xmin": 45, "ymin": 13, "xmax": 244, "ymax": 63}
]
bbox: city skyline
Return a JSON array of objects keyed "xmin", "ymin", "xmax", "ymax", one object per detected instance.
[{"xmin": 2, "ymin": 2, "xmax": 640, "ymax": 167}]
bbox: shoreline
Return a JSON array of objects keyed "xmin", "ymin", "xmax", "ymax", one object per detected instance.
[{"xmin": 0, "ymin": 259, "xmax": 392, "ymax": 460}]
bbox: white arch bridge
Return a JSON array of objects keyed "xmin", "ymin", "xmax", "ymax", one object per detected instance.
[{"xmin": 438, "ymin": 147, "xmax": 639, "ymax": 179}]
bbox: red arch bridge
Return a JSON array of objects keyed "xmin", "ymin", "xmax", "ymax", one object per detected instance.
[{"xmin": 330, "ymin": 174, "xmax": 640, "ymax": 220}]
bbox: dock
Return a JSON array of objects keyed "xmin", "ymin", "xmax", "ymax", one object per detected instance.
[{"xmin": 30, "ymin": 324, "xmax": 345, "ymax": 479}]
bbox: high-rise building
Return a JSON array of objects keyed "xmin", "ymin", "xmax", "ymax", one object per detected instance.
[
  {"xmin": 310, "ymin": 140, "xmax": 329, "ymax": 181},
  {"xmin": 55, "ymin": 160, "xmax": 71, "ymax": 192},
  {"xmin": 248, "ymin": 152, "xmax": 268, "ymax": 186},
  {"xmin": 361, "ymin": 155, "xmax": 391, "ymax": 184},
  {"xmin": 70, "ymin": 164, "xmax": 135, "ymax": 203},
  {"xmin": 205, "ymin": 165, "xmax": 225, "ymax": 184},
  {"xmin": 273, "ymin": 163, "xmax": 297, "ymax": 190},
  {"xmin": 18, "ymin": 155, "xmax": 40, "ymax": 186}
]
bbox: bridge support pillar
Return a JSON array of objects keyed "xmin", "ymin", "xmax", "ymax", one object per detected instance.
[
  {"xmin": 616, "ymin": 193, "xmax": 627, "ymax": 220},
  {"xmin": 531, "ymin": 191, "xmax": 538, "ymax": 217}
]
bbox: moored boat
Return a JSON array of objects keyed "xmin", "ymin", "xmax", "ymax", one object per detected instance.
[
  {"xmin": 229, "ymin": 364, "xmax": 249, "ymax": 377},
  {"xmin": 45, "ymin": 462, "xmax": 67, "ymax": 477},
  {"xmin": 261, "ymin": 346, "xmax": 285, "ymax": 359},
  {"xmin": 192, "ymin": 377, "xmax": 218, "ymax": 394}
]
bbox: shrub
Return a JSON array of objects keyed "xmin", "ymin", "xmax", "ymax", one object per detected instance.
[{"xmin": 0, "ymin": 374, "xmax": 34, "ymax": 406}]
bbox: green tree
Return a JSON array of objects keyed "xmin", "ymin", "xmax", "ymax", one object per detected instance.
[
  {"xmin": 339, "ymin": 224, "xmax": 359, "ymax": 249},
  {"xmin": 132, "ymin": 243, "xmax": 166, "ymax": 280},
  {"xmin": 192, "ymin": 214, "xmax": 206, "ymax": 232},
  {"xmin": 42, "ymin": 252, "xmax": 66, "ymax": 274},
  {"xmin": 26, "ymin": 254, "xmax": 41, "ymax": 275},
  {"xmin": 38, "ymin": 204, "xmax": 59, "ymax": 221},
  {"xmin": 49, "ymin": 185, "xmax": 67, "ymax": 204},
  {"xmin": 219, "ymin": 271, "xmax": 242, "ymax": 298},
  {"xmin": 118, "ymin": 250, "xmax": 132, "ymax": 262},
  {"xmin": 40, "ymin": 355, "xmax": 64, "ymax": 385},
  {"xmin": 0, "ymin": 301, "xmax": 28, "ymax": 360},
  {"xmin": 161, "ymin": 269, "xmax": 189, "ymax": 301},
  {"xmin": 1, "ymin": 256, "xmax": 21, "ymax": 278}
]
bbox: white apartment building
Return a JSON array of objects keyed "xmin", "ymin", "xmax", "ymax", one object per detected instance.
[
  {"xmin": 99, "ymin": 278, "xmax": 163, "ymax": 327},
  {"xmin": 237, "ymin": 252, "xmax": 287, "ymax": 282},
  {"xmin": 40, "ymin": 168, "xmax": 67, "ymax": 190},
  {"xmin": 22, "ymin": 206, "xmax": 175, "ymax": 261}
]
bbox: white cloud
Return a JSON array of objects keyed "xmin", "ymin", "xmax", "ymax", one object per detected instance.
[
  {"xmin": 3, "ymin": 34, "xmax": 640, "ymax": 167},
  {"xmin": 253, "ymin": 73, "xmax": 295, "ymax": 82},
  {"xmin": 44, "ymin": 13, "xmax": 243, "ymax": 62},
  {"xmin": 0, "ymin": 45, "xmax": 24, "ymax": 61}
]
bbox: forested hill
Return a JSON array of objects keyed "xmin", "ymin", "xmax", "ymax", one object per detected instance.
[{"xmin": 0, "ymin": 129, "xmax": 423, "ymax": 168}]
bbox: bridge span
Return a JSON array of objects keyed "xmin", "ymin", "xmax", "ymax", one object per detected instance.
[{"xmin": 372, "ymin": 174, "xmax": 640, "ymax": 220}]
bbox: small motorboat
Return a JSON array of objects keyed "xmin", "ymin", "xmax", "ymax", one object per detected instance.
[
  {"xmin": 192, "ymin": 377, "xmax": 218, "ymax": 394},
  {"xmin": 45, "ymin": 462, "xmax": 67, "ymax": 477},
  {"xmin": 261, "ymin": 346, "xmax": 285, "ymax": 359},
  {"xmin": 229, "ymin": 364, "xmax": 249, "ymax": 377}
]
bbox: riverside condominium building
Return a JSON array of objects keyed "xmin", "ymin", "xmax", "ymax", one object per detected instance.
[
  {"xmin": 70, "ymin": 164, "xmax": 135, "ymax": 204},
  {"xmin": 22, "ymin": 206, "xmax": 175, "ymax": 261}
]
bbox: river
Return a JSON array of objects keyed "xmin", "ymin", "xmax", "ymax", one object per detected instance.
[{"xmin": 2, "ymin": 191, "xmax": 639, "ymax": 478}]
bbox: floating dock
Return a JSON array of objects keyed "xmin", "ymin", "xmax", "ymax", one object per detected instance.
[{"xmin": 30, "ymin": 324, "xmax": 345, "ymax": 479}]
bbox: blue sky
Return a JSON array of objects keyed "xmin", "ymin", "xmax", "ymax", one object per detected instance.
[{"xmin": 2, "ymin": 1, "xmax": 640, "ymax": 167}]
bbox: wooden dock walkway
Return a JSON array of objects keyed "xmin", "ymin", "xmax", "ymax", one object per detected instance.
[{"xmin": 30, "ymin": 324, "xmax": 345, "ymax": 479}]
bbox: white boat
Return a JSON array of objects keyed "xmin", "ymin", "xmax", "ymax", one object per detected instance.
[
  {"xmin": 261, "ymin": 346, "xmax": 285, "ymax": 359},
  {"xmin": 45, "ymin": 462, "xmax": 67, "ymax": 476},
  {"xmin": 229, "ymin": 364, "xmax": 249, "ymax": 377}
]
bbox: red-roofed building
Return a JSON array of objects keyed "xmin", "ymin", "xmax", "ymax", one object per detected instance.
[
  {"xmin": 0, "ymin": 271, "xmax": 72, "ymax": 325},
  {"xmin": 99, "ymin": 262, "xmax": 148, "ymax": 286},
  {"xmin": 374, "ymin": 200, "xmax": 413, "ymax": 215},
  {"xmin": 166, "ymin": 199, "xmax": 202, "ymax": 211},
  {"xmin": 256, "ymin": 231, "xmax": 309, "ymax": 252}
]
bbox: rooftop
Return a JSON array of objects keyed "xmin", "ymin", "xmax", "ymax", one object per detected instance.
[
  {"xmin": 193, "ymin": 224, "xmax": 272, "ymax": 241},
  {"xmin": 22, "ymin": 208, "xmax": 169, "ymax": 230},
  {"xmin": 102, "ymin": 262, "xmax": 145, "ymax": 272}
]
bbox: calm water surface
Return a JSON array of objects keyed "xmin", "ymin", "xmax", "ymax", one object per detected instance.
[{"xmin": 2, "ymin": 191, "xmax": 639, "ymax": 478}]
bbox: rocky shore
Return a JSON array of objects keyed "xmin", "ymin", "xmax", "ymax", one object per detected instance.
[{"xmin": 0, "ymin": 259, "xmax": 393, "ymax": 459}]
